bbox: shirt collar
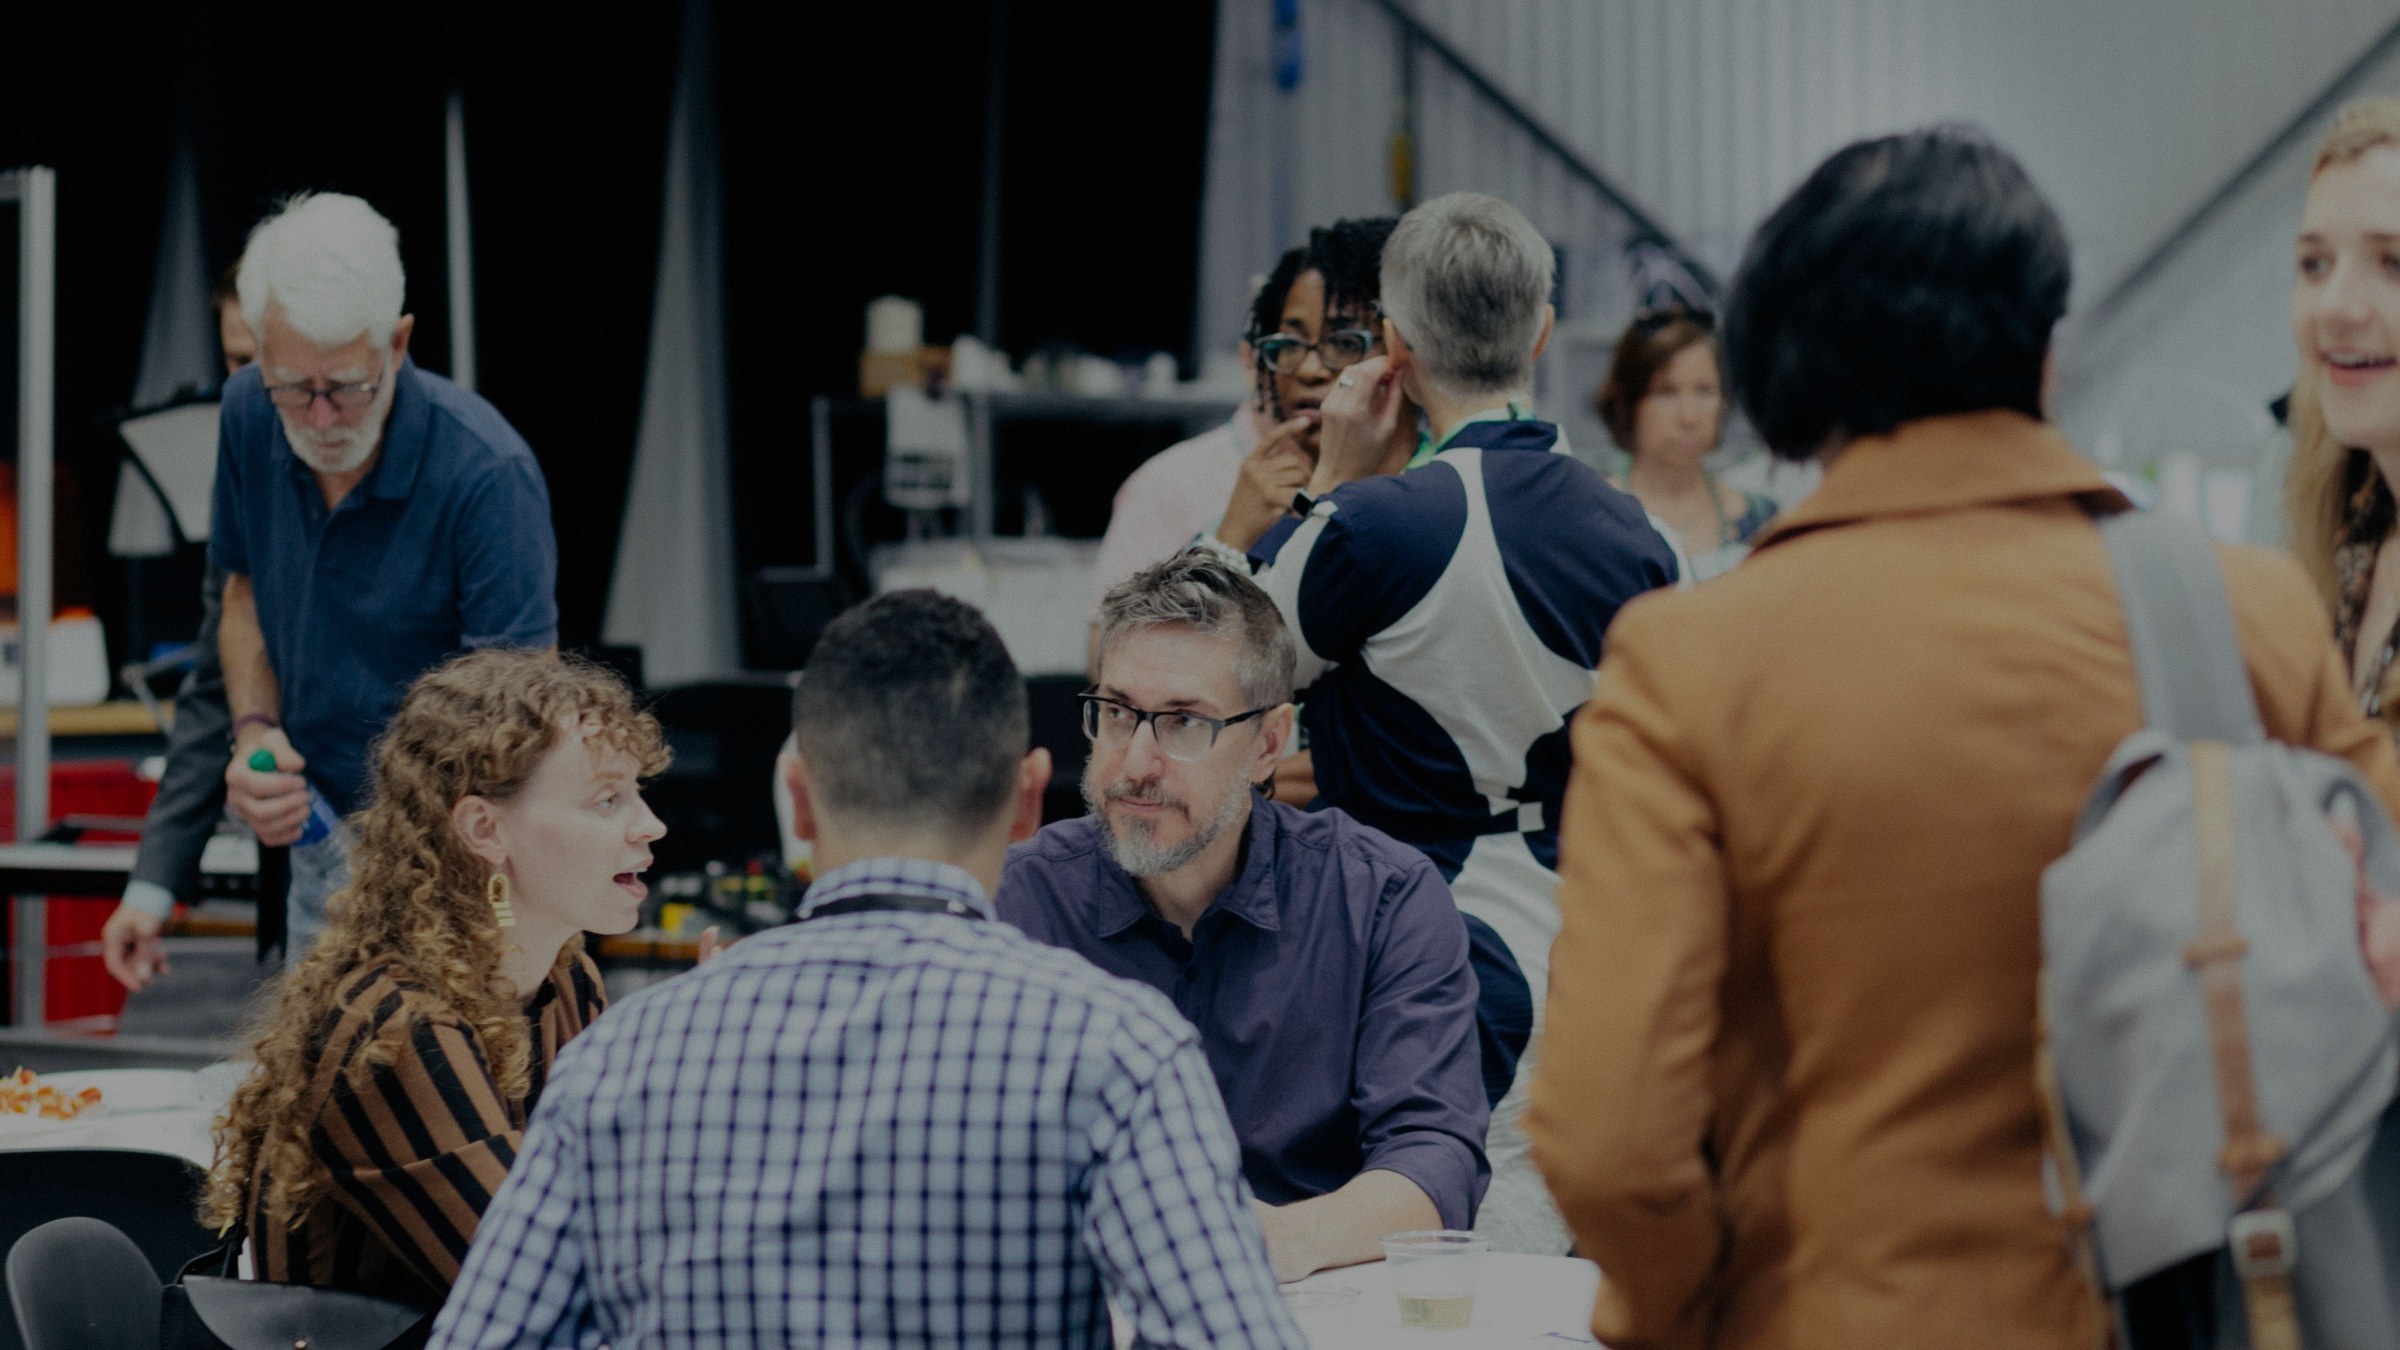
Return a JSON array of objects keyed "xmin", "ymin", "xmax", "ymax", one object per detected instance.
[
  {"xmin": 1442, "ymin": 401, "xmax": 1526, "ymax": 436},
  {"xmin": 799, "ymin": 856, "xmax": 994, "ymax": 920},
  {"xmin": 1413, "ymin": 402, "xmax": 1562, "ymax": 469},
  {"xmin": 1750, "ymin": 410, "xmax": 2129, "ymax": 554},
  {"xmin": 368, "ymin": 358, "xmax": 430, "ymax": 500},
  {"xmin": 1088, "ymin": 794, "xmax": 1282, "ymax": 937}
]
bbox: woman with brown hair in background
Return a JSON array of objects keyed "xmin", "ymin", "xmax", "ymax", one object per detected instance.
[
  {"xmin": 2290, "ymin": 95, "xmax": 2400, "ymax": 727},
  {"xmin": 1598, "ymin": 307, "xmax": 1776, "ymax": 580},
  {"xmin": 199, "ymin": 650, "xmax": 668, "ymax": 1308}
]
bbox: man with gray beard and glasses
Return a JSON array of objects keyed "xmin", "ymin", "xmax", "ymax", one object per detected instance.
[{"xmin": 998, "ymin": 553, "xmax": 1489, "ymax": 1284}]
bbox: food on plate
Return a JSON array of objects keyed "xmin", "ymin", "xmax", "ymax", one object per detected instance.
[{"xmin": 0, "ymin": 1066, "xmax": 102, "ymax": 1120}]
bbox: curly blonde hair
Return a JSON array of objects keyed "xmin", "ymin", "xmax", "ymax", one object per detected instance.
[
  {"xmin": 2289, "ymin": 98, "xmax": 2400, "ymax": 620},
  {"xmin": 200, "ymin": 649, "xmax": 667, "ymax": 1234}
]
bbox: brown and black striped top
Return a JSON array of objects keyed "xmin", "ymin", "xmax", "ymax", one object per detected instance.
[{"xmin": 246, "ymin": 951, "xmax": 607, "ymax": 1307}]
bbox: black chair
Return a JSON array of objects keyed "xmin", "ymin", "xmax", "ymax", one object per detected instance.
[
  {"xmin": 6, "ymin": 1217, "xmax": 162, "ymax": 1350},
  {"xmin": 0, "ymin": 1151, "xmax": 215, "ymax": 1350},
  {"xmin": 641, "ymin": 679, "xmax": 798, "ymax": 877}
]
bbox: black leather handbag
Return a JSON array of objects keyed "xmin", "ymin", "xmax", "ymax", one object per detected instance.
[{"xmin": 159, "ymin": 1221, "xmax": 433, "ymax": 1350}]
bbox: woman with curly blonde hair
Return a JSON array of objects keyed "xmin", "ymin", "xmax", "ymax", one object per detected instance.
[
  {"xmin": 199, "ymin": 649, "xmax": 667, "ymax": 1307},
  {"xmin": 2290, "ymin": 95, "xmax": 2400, "ymax": 726}
]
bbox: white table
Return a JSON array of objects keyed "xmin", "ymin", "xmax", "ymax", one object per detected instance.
[
  {"xmin": 1115, "ymin": 1253, "xmax": 1601, "ymax": 1347},
  {"xmin": 0, "ymin": 1065, "xmax": 240, "ymax": 1170}
]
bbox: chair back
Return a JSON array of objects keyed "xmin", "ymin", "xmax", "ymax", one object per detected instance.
[
  {"xmin": 5, "ymin": 1217, "xmax": 162, "ymax": 1350},
  {"xmin": 643, "ymin": 678, "xmax": 796, "ymax": 875},
  {"xmin": 0, "ymin": 1150, "xmax": 214, "ymax": 1350}
]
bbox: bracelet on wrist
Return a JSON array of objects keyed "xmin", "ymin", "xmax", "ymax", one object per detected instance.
[{"xmin": 231, "ymin": 713, "xmax": 281, "ymax": 738}]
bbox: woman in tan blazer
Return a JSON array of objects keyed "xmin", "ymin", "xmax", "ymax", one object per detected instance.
[{"xmin": 1526, "ymin": 127, "xmax": 2400, "ymax": 1349}]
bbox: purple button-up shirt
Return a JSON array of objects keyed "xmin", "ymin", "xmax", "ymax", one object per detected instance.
[{"xmin": 998, "ymin": 796, "xmax": 1490, "ymax": 1229}]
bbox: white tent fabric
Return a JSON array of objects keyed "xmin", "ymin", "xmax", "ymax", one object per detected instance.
[
  {"xmin": 111, "ymin": 127, "xmax": 217, "ymax": 558},
  {"xmin": 602, "ymin": 0, "xmax": 741, "ymax": 686}
]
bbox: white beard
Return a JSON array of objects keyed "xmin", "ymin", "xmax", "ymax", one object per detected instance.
[
  {"xmin": 283, "ymin": 417, "xmax": 380, "ymax": 475},
  {"xmin": 280, "ymin": 377, "xmax": 395, "ymax": 476}
]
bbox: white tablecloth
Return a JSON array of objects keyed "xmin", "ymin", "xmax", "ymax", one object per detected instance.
[
  {"xmin": 0, "ymin": 1066, "xmax": 239, "ymax": 1170},
  {"xmin": 1115, "ymin": 1253, "xmax": 1601, "ymax": 1347},
  {"xmin": 12, "ymin": 1073, "xmax": 1605, "ymax": 1346}
]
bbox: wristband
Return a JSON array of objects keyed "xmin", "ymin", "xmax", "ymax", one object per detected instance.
[
  {"xmin": 232, "ymin": 713, "xmax": 281, "ymax": 738},
  {"xmin": 1290, "ymin": 490, "xmax": 1316, "ymax": 517}
]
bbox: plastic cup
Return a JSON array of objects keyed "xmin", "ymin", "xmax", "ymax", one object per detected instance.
[
  {"xmin": 1281, "ymin": 1283, "xmax": 1358, "ymax": 1346},
  {"xmin": 1379, "ymin": 1230, "xmax": 1485, "ymax": 1331}
]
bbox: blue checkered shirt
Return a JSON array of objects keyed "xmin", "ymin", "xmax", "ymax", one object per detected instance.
[{"xmin": 428, "ymin": 857, "xmax": 1303, "ymax": 1349}]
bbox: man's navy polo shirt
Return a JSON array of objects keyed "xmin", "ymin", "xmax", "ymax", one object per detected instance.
[
  {"xmin": 997, "ymin": 795, "xmax": 1491, "ymax": 1229},
  {"xmin": 209, "ymin": 358, "xmax": 558, "ymax": 814}
]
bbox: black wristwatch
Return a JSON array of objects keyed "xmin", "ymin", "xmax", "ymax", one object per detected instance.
[{"xmin": 1290, "ymin": 490, "xmax": 1316, "ymax": 517}]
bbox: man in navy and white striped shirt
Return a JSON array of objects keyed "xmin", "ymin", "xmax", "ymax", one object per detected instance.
[
  {"xmin": 430, "ymin": 592, "xmax": 1300, "ymax": 1349},
  {"xmin": 1211, "ymin": 193, "xmax": 1680, "ymax": 1255}
]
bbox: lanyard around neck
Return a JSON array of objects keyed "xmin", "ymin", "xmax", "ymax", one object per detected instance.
[
  {"xmin": 1412, "ymin": 401, "xmax": 1531, "ymax": 469},
  {"xmin": 798, "ymin": 893, "xmax": 986, "ymax": 923}
]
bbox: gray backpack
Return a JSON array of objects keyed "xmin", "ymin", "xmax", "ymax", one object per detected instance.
[{"xmin": 2041, "ymin": 510, "xmax": 2400, "ymax": 1349}]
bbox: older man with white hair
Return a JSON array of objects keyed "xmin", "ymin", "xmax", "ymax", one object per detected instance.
[
  {"xmin": 212, "ymin": 192, "xmax": 558, "ymax": 961},
  {"xmin": 1208, "ymin": 191, "xmax": 1680, "ymax": 1254}
]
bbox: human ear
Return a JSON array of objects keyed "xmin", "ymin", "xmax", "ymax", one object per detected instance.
[
  {"xmin": 450, "ymin": 795, "xmax": 509, "ymax": 871},
  {"xmin": 391, "ymin": 312, "xmax": 416, "ymax": 360},
  {"xmin": 1253, "ymin": 705, "xmax": 1296, "ymax": 785},
  {"xmin": 784, "ymin": 750, "xmax": 821, "ymax": 844},
  {"xmin": 1011, "ymin": 748, "xmax": 1054, "ymax": 842},
  {"xmin": 1528, "ymin": 304, "xmax": 1556, "ymax": 363}
]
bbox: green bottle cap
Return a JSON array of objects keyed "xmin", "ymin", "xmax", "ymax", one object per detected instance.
[{"xmin": 247, "ymin": 748, "xmax": 278, "ymax": 773}]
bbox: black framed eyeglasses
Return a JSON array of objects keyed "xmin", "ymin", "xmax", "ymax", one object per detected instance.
[
  {"xmin": 1254, "ymin": 328, "xmax": 1382, "ymax": 375},
  {"xmin": 262, "ymin": 378, "xmax": 381, "ymax": 412},
  {"xmin": 1079, "ymin": 694, "xmax": 1273, "ymax": 762}
]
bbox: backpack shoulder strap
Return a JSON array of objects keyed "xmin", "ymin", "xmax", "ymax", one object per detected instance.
[{"xmin": 2097, "ymin": 509, "xmax": 2265, "ymax": 745}]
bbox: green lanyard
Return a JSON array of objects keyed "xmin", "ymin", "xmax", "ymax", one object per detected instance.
[{"xmin": 1406, "ymin": 402, "xmax": 1530, "ymax": 470}]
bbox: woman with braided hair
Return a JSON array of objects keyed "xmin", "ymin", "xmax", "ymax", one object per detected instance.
[
  {"xmin": 1090, "ymin": 217, "xmax": 1404, "ymax": 644},
  {"xmin": 199, "ymin": 649, "xmax": 668, "ymax": 1307},
  {"xmin": 1214, "ymin": 217, "xmax": 1420, "ymax": 551}
]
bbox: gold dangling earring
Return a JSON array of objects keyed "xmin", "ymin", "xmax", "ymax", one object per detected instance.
[{"xmin": 487, "ymin": 872, "xmax": 516, "ymax": 930}]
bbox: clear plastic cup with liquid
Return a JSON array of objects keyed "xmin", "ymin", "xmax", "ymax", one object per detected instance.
[
  {"xmin": 1379, "ymin": 1230, "xmax": 1485, "ymax": 1331},
  {"xmin": 1281, "ymin": 1283, "xmax": 1358, "ymax": 1346}
]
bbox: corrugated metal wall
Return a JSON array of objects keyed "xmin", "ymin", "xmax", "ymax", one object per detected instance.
[{"xmin": 1198, "ymin": 0, "xmax": 2400, "ymax": 367}]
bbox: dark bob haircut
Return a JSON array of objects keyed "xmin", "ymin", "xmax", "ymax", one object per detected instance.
[{"xmin": 1722, "ymin": 124, "xmax": 2070, "ymax": 459}]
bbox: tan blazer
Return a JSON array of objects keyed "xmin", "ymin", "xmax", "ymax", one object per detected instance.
[{"xmin": 1526, "ymin": 411, "xmax": 2400, "ymax": 1349}]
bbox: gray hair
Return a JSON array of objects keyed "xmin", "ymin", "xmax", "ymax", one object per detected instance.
[
  {"xmin": 1097, "ymin": 553, "xmax": 1296, "ymax": 709},
  {"xmin": 237, "ymin": 192, "xmax": 406, "ymax": 349},
  {"xmin": 1379, "ymin": 192, "xmax": 1555, "ymax": 402}
]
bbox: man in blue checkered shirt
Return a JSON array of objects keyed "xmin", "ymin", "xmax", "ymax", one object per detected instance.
[{"xmin": 430, "ymin": 592, "xmax": 1302, "ymax": 1349}]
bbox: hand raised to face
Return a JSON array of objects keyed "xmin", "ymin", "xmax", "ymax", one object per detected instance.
[
  {"xmin": 1216, "ymin": 416, "xmax": 1318, "ymax": 552},
  {"xmin": 1309, "ymin": 355, "xmax": 1416, "ymax": 495}
]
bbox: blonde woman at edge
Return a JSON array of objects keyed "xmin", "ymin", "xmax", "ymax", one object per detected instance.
[
  {"xmin": 2291, "ymin": 96, "xmax": 2400, "ymax": 730},
  {"xmin": 200, "ymin": 650, "xmax": 668, "ymax": 1307}
]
